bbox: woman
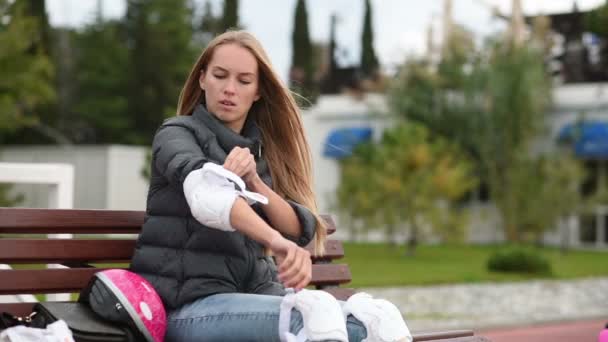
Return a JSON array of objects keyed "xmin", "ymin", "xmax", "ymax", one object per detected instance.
[{"xmin": 130, "ymin": 30, "xmax": 410, "ymax": 342}]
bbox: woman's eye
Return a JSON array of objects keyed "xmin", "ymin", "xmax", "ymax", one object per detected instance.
[
  {"xmin": 240, "ymin": 80, "xmax": 252, "ymax": 85},
  {"xmin": 213, "ymin": 74, "xmax": 226, "ymax": 79}
]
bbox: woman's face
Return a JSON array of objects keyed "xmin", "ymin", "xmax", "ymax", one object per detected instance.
[{"xmin": 200, "ymin": 43, "xmax": 261, "ymax": 133}]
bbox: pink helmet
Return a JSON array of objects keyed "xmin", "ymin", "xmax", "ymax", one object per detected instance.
[
  {"xmin": 80, "ymin": 269, "xmax": 167, "ymax": 342},
  {"xmin": 599, "ymin": 323, "xmax": 608, "ymax": 342}
]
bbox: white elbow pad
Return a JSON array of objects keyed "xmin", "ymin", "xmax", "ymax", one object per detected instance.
[
  {"xmin": 342, "ymin": 292, "xmax": 412, "ymax": 342},
  {"xmin": 183, "ymin": 163, "xmax": 268, "ymax": 232},
  {"xmin": 278, "ymin": 289, "xmax": 348, "ymax": 342}
]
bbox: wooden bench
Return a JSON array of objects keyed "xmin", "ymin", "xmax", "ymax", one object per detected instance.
[{"xmin": 0, "ymin": 208, "xmax": 490, "ymax": 341}]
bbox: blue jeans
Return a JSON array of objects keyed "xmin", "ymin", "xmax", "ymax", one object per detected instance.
[{"xmin": 165, "ymin": 293, "xmax": 367, "ymax": 342}]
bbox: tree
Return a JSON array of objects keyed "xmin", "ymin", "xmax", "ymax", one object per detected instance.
[
  {"xmin": 290, "ymin": 0, "xmax": 316, "ymax": 105},
  {"xmin": 477, "ymin": 44, "xmax": 552, "ymax": 242},
  {"xmin": 389, "ymin": 26, "xmax": 589, "ymax": 244},
  {"xmin": 220, "ymin": 0, "xmax": 239, "ymax": 32},
  {"xmin": 1, "ymin": 0, "xmax": 64, "ymax": 145},
  {"xmin": 22, "ymin": 0, "xmax": 51, "ymax": 55},
  {"xmin": 195, "ymin": 0, "xmax": 221, "ymax": 46},
  {"xmin": 320, "ymin": 14, "xmax": 339, "ymax": 94},
  {"xmin": 360, "ymin": 0, "xmax": 379, "ymax": 79},
  {"xmin": 337, "ymin": 123, "xmax": 476, "ymax": 255},
  {"xmin": 70, "ymin": 18, "xmax": 130, "ymax": 143},
  {"xmin": 507, "ymin": 154, "xmax": 584, "ymax": 243},
  {"xmin": 0, "ymin": 0, "xmax": 54, "ymax": 138},
  {"xmin": 585, "ymin": 1, "xmax": 608, "ymax": 37},
  {"xmin": 125, "ymin": 0, "xmax": 195, "ymax": 144}
]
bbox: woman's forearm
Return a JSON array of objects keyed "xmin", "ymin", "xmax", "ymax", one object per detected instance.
[
  {"xmin": 230, "ymin": 197, "xmax": 284, "ymax": 247},
  {"xmin": 248, "ymin": 176, "xmax": 303, "ymax": 238}
]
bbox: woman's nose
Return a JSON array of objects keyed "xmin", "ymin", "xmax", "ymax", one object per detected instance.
[{"xmin": 223, "ymin": 79, "xmax": 236, "ymax": 95}]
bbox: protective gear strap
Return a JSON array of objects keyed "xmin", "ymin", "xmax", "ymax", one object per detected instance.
[
  {"xmin": 279, "ymin": 289, "xmax": 348, "ymax": 342},
  {"xmin": 201, "ymin": 163, "xmax": 268, "ymax": 205},
  {"xmin": 343, "ymin": 293, "xmax": 412, "ymax": 342},
  {"xmin": 183, "ymin": 163, "xmax": 268, "ymax": 232}
]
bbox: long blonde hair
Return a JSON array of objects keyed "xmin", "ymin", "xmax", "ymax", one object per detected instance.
[{"xmin": 177, "ymin": 30, "xmax": 327, "ymax": 255}]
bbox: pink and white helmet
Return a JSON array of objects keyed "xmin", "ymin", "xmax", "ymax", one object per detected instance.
[{"xmin": 80, "ymin": 269, "xmax": 166, "ymax": 342}]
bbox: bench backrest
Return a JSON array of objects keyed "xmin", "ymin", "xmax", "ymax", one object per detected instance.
[{"xmin": 0, "ymin": 208, "xmax": 352, "ymax": 316}]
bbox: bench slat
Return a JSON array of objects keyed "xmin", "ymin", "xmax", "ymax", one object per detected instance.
[
  {"xmin": 310, "ymin": 264, "xmax": 351, "ymax": 285},
  {"xmin": 306, "ymin": 239, "xmax": 344, "ymax": 260},
  {"xmin": 319, "ymin": 287, "xmax": 356, "ymax": 301},
  {"xmin": 0, "ymin": 239, "xmax": 135, "ymax": 263},
  {"xmin": 0, "ymin": 239, "xmax": 344, "ymax": 263},
  {"xmin": 413, "ymin": 330, "xmax": 475, "ymax": 341},
  {"xmin": 0, "ymin": 268, "xmax": 109, "ymax": 294},
  {"xmin": 414, "ymin": 336, "xmax": 489, "ymax": 342},
  {"xmin": 0, "ymin": 264, "xmax": 350, "ymax": 294},
  {"xmin": 0, "ymin": 208, "xmax": 143, "ymax": 234}
]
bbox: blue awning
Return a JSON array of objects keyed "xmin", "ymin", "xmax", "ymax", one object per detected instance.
[
  {"xmin": 323, "ymin": 127, "xmax": 373, "ymax": 159},
  {"xmin": 557, "ymin": 121, "xmax": 608, "ymax": 158}
]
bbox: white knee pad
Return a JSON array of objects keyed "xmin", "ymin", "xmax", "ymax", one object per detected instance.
[
  {"xmin": 343, "ymin": 293, "xmax": 412, "ymax": 342},
  {"xmin": 278, "ymin": 289, "xmax": 348, "ymax": 342},
  {"xmin": 183, "ymin": 163, "xmax": 268, "ymax": 231}
]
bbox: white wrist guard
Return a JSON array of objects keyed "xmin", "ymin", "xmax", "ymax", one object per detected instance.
[
  {"xmin": 343, "ymin": 292, "xmax": 412, "ymax": 342},
  {"xmin": 183, "ymin": 163, "xmax": 268, "ymax": 232},
  {"xmin": 279, "ymin": 289, "xmax": 348, "ymax": 342}
]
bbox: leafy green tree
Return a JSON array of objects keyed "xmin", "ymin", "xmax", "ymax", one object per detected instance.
[
  {"xmin": 22, "ymin": 0, "xmax": 51, "ymax": 55},
  {"xmin": 476, "ymin": 44, "xmax": 552, "ymax": 242},
  {"xmin": 290, "ymin": 0, "xmax": 317, "ymax": 105},
  {"xmin": 70, "ymin": 18, "xmax": 130, "ymax": 143},
  {"xmin": 360, "ymin": 0, "xmax": 379, "ymax": 79},
  {"xmin": 585, "ymin": 1, "xmax": 608, "ymax": 37},
  {"xmin": 220, "ymin": 0, "xmax": 239, "ymax": 32},
  {"xmin": 508, "ymin": 154, "xmax": 584, "ymax": 243},
  {"xmin": 125, "ymin": 0, "xmax": 195, "ymax": 144},
  {"xmin": 0, "ymin": 0, "xmax": 54, "ymax": 138},
  {"xmin": 337, "ymin": 123, "xmax": 476, "ymax": 255},
  {"xmin": 0, "ymin": 185, "xmax": 24, "ymax": 207},
  {"xmin": 389, "ymin": 27, "xmax": 589, "ymax": 244}
]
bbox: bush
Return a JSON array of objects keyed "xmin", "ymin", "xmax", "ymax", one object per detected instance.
[{"xmin": 487, "ymin": 246, "xmax": 552, "ymax": 275}]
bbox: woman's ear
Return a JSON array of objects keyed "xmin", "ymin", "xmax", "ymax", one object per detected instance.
[
  {"xmin": 254, "ymin": 92, "xmax": 261, "ymax": 102},
  {"xmin": 199, "ymin": 70, "xmax": 206, "ymax": 91}
]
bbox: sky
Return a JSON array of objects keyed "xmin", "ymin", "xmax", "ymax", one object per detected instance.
[{"xmin": 46, "ymin": 0, "xmax": 606, "ymax": 82}]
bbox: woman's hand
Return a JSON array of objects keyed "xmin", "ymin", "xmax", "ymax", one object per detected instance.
[
  {"xmin": 223, "ymin": 146, "xmax": 258, "ymax": 183},
  {"xmin": 269, "ymin": 236, "xmax": 312, "ymax": 291}
]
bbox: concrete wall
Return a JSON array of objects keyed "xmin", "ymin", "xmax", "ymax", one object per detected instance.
[
  {"xmin": 0, "ymin": 145, "xmax": 148, "ymax": 210},
  {"xmin": 105, "ymin": 146, "xmax": 149, "ymax": 210}
]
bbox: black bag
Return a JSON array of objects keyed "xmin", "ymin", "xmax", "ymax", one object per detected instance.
[
  {"xmin": 29, "ymin": 302, "xmax": 137, "ymax": 342},
  {"xmin": 0, "ymin": 311, "xmax": 36, "ymax": 330}
]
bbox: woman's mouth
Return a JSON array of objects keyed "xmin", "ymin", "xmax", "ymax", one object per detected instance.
[{"xmin": 219, "ymin": 100, "xmax": 236, "ymax": 107}]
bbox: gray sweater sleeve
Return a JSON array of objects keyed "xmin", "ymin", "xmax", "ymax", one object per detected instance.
[
  {"xmin": 152, "ymin": 125, "xmax": 210, "ymax": 185},
  {"xmin": 284, "ymin": 200, "xmax": 317, "ymax": 247}
]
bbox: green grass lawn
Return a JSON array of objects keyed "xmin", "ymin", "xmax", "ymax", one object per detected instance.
[{"xmin": 341, "ymin": 242, "xmax": 608, "ymax": 288}]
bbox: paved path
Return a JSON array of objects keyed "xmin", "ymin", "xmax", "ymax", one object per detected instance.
[
  {"xmin": 480, "ymin": 318, "xmax": 607, "ymax": 342},
  {"xmin": 360, "ymin": 277, "xmax": 608, "ymax": 334}
]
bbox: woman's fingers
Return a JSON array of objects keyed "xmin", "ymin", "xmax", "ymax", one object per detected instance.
[
  {"xmin": 269, "ymin": 238, "xmax": 312, "ymax": 289},
  {"xmin": 294, "ymin": 259, "xmax": 312, "ymax": 290},
  {"xmin": 285, "ymin": 250, "xmax": 310, "ymax": 289},
  {"xmin": 279, "ymin": 247, "xmax": 311, "ymax": 289},
  {"xmin": 278, "ymin": 245, "xmax": 295, "ymax": 274},
  {"xmin": 237, "ymin": 154, "xmax": 254, "ymax": 178},
  {"xmin": 223, "ymin": 147, "xmax": 255, "ymax": 178}
]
